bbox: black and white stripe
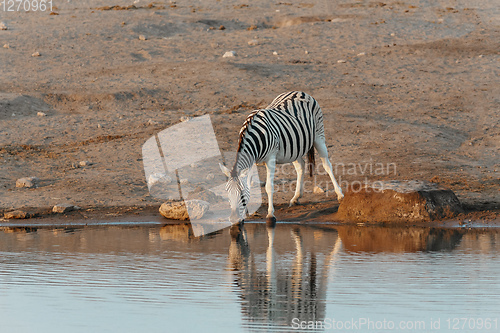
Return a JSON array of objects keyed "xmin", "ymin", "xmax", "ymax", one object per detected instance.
[{"xmin": 221, "ymin": 91, "xmax": 343, "ymax": 223}]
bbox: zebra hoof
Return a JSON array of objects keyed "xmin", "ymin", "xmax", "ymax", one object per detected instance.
[{"xmin": 266, "ymin": 216, "xmax": 276, "ymax": 227}]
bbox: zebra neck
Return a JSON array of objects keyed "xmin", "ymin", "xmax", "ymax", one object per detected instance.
[{"xmin": 232, "ymin": 150, "xmax": 255, "ymax": 175}]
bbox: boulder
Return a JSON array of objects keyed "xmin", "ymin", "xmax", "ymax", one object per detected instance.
[
  {"xmin": 337, "ymin": 180, "xmax": 463, "ymax": 223},
  {"xmin": 16, "ymin": 177, "xmax": 39, "ymax": 188},
  {"xmin": 4, "ymin": 210, "xmax": 33, "ymax": 219},
  {"xmin": 159, "ymin": 200, "xmax": 210, "ymax": 220}
]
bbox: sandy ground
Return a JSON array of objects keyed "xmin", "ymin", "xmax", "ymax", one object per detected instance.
[{"xmin": 0, "ymin": 0, "xmax": 498, "ymax": 223}]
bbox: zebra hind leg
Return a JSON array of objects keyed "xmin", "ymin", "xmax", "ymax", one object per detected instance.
[
  {"xmin": 314, "ymin": 138, "xmax": 344, "ymax": 201},
  {"xmin": 264, "ymin": 156, "xmax": 277, "ymax": 223},
  {"xmin": 289, "ymin": 157, "xmax": 305, "ymax": 206}
]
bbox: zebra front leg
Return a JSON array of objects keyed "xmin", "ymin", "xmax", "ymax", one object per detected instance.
[
  {"xmin": 289, "ymin": 157, "xmax": 305, "ymax": 206},
  {"xmin": 314, "ymin": 138, "xmax": 344, "ymax": 201},
  {"xmin": 264, "ymin": 156, "xmax": 277, "ymax": 224}
]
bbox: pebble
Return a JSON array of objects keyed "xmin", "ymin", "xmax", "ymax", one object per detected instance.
[
  {"xmin": 305, "ymin": 50, "xmax": 309, "ymax": 54},
  {"xmin": 32, "ymin": 51, "xmax": 41, "ymax": 57},
  {"xmin": 16, "ymin": 176, "xmax": 39, "ymax": 188},
  {"xmin": 147, "ymin": 119, "xmax": 160, "ymax": 126},
  {"xmin": 223, "ymin": 51, "xmax": 237, "ymax": 58},
  {"xmin": 273, "ymin": 51, "xmax": 278, "ymax": 55},
  {"xmin": 206, "ymin": 173, "xmax": 215, "ymax": 180},
  {"xmin": 248, "ymin": 39, "xmax": 259, "ymax": 46},
  {"xmin": 337, "ymin": 59, "xmax": 346, "ymax": 63},
  {"xmin": 79, "ymin": 160, "xmax": 93, "ymax": 167},
  {"xmin": 313, "ymin": 185, "xmax": 325, "ymax": 194},
  {"xmin": 3, "ymin": 44, "xmax": 9, "ymax": 49},
  {"xmin": 37, "ymin": 111, "xmax": 47, "ymax": 117},
  {"xmin": 139, "ymin": 35, "xmax": 147, "ymax": 40},
  {"xmin": 180, "ymin": 116, "xmax": 191, "ymax": 122},
  {"xmin": 97, "ymin": 123, "xmax": 102, "ymax": 128},
  {"xmin": 219, "ymin": 25, "xmax": 225, "ymax": 30},
  {"xmin": 52, "ymin": 203, "xmax": 79, "ymax": 214},
  {"xmin": 357, "ymin": 52, "xmax": 366, "ymax": 56},
  {"xmin": 0, "ymin": 22, "xmax": 7, "ymax": 30},
  {"xmin": 180, "ymin": 178, "xmax": 189, "ymax": 185}
]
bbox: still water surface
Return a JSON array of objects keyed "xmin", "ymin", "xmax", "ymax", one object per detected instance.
[{"xmin": 0, "ymin": 223, "xmax": 499, "ymax": 332}]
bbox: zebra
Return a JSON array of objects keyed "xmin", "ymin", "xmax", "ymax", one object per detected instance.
[{"xmin": 219, "ymin": 91, "xmax": 344, "ymax": 224}]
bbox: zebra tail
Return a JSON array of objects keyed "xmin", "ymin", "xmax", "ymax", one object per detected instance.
[{"xmin": 307, "ymin": 146, "xmax": 315, "ymax": 177}]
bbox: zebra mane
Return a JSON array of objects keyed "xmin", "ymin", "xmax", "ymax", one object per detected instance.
[{"xmin": 232, "ymin": 110, "xmax": 260, "ymax": 176}]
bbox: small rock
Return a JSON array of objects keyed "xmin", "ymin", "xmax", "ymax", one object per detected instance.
[
  {"xmin": 313, "ymin": 185, "xmax": 325, "ymax": 194},
  {"xmin": 32, "ymin": 51, "xmax": 41, "ymax": 57},
  {"xmin": 159, "ymin": 199, "xmax": 210, "ymax": 220},
  {"xmin": 305, "ymin": 50, "xmax": 309, "ymax": 54},
  {"xmin": 180, "ymin": 178, "xmax": 189, "ymax": 185},
  {"xmin": 0, "ymin": 22, "xmax": 8, "ymax": 30},
  {"xmin": 97, "ymin": 123, "xmax": 102, "ymax": 128},
  {"xmin": 139, "ymin": 35, "xmax": 147, "ymax": 40},
  {"xmin": 223, "ymin": 51, "xmax": 237, "ymax": 58},
  {"xmin": 148, "ymin": 173, "xmax": 173, "ymax": 186},
  {"xmin": 37, "ymin": 112, "xmax": 47, "ymax": 117},
  {"xmin": 337, "ymin": 59, "xmax": 346, "ymax": 63},
  {"xmin": 3, "ymin": 44, "xmax": 9, "ymax": 49},
  {"xmin": 273, "ymin": 51, "xmax": 278, "ymax": 56},
  {"xmin": 248, "ymin": 39, "xmax": 259, "ymax": 46},
  {"xmin": 16, "ymin": 177, "xmax": 39, "ymax": 188},
  {"xmin": 147, "ymin": 119, "xmax": 160, "ymax": 126},
  {"xmin": 219, "ymin": 25, "xmax": 225, "ymax": 30},
  {"xmin": 180, "ymin": 116, "xmax": 191, "ymax": 122},
  {"xmin": 357, "ymin": 52, "xmax": 366, "ymax": 56},
  {"xmin": 53, "ymin": 203, "xmax": 79, "ymax": 214},
  {"xmin": 4, "ymin": 210, "xmax": 32, "ymax": 219},
  {"xmin": 206, "ymin": 173, "xmax": 215, "ymax": 180},
  {"xmin": 71, "ymin": 162, "xmax": 80, "ymax": 169},
  {"xmin": 79, "ymin": 160, "xmax": 93, "ymax": 167}
]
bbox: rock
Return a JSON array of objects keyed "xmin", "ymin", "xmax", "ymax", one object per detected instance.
[
  {"xmin": 357, "ymin": 52, "xmax": 366, "ymax": 56},
  {"xmin": 206, "ymin": 173, "xmax": 215, "ymax": 180},
  {"xmin": 4, "ymin": 210, "xmax": 32, "ymax": 219},
  {"xmin": 79, "ymin": 160, "xmax": 93, "ymax": 167},
  {"xmin": 337, "ymin": 59, "xmax": 346, "ymax": 63},
  {"xmin": 337, "ymin": 180, "xmax": 463, "ymax": 223},
  {"xmin": 53, "ymin": 203, "xmax": 79, "ymax": 214},
  {"xmin": 37, "ymin": 111, "xmax": 47, "ymax": 117},
  {"xmin": 248, "ymin": 39, "xmax": 259, "ymax": 46},
  {"xmin": 31, "ymin": 51, "xmax": 41, "ymax": 57},
  {"xmin": 273, "ymin": 51, "xmax": 278, "ymax": 55},
  {"xmin": 180, "ymin": 116, "xmax": 191, "ymax": 122},
  {"xmin": 139, "ymin": 35, "xmax": 147, "ymax": 40},
  {"xmin": 0, "ymin": 22, "xmax": 7, "ymax": 30},
  {"xmin": 223, "ymin": 51, "xmax": 237, "ymax": 58},
  {"xmin": 180, "ymin": 178, "xmax": 188, "ymax": 185},
  {"xmin": 313, "ymin": 185, "xmax": 325, "ymax": 194},
  {"xmin": 159, "ymin": 200, "xmax": 210, "ymax": 220},
  {"xmin": 3, "ymin": 44, "xmax": 9, "ymax": 49},
  {"xmin": 219, "ymin": 25, "xmax": 225, "ymax": 30},
  {"xmin": 16, "ymin": 177, "xmax": 39, "ymax": 188},
  {"xmin": 148, "ymin": 173, "xmax": 172, "ymax": 186}
]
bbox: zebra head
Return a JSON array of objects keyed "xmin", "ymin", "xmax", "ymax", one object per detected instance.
[{"xmin": 219, "ymin": 163, "xmax": 250, "ymax": 224}]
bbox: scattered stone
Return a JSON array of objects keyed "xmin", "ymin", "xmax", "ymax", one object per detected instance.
[
  {"xmin": 206, "ymin": 173, "xmax": 215, "ymax": 180},
  {"xmin": 79, "ymin": 160, "xmax": 93, "ymax": 167},
  {"xmin": 337, "ymin": 180, "xmax": 464, "ymax": 223},
  {"xmin": 305, "ymin": 50, "xmax": 309, "ymax": 54},
  {"xmin": 71, "ymin": 162, "xmax": 80, "ymax": 169},
  {"xmin": 139, "ymin": 34, "xmax": 147, "ymax": 40},
  {"xmin": 219, "ymin": 25, "xmax": 226, "ymax": 30},
  {"xmin": 147, "ymin": 119, "xmax": 160, "ymax": 126},
  {"xmin": 52, "ymin": 203, "xmax": 79, "ymax": 214},
  {"xmin": 37, "ymin": 111, "xmax": 47, "ymax": 117},
  {"xmin": 337, "ymin": 59, "xmax": 346, "ymax": 63},
  {"xmin": 313, "ymin": 185, "xmax": 325, "ymax": 194},
  {"xmin": 97, "ymin": 123, "xmax": 102, "ymax": 128},
  {"xmin": 3, "ymin": 44, "xmax": 9, "ymax": 49},
  {"xmin": 32, "ymin": 51, "xmax": 41, "ymax": 57},
  {"xmin": 223, "ymin": 51, "xmax": 237, "ymax": 58},
  {"xmin": 180, "ymin": 116, "xmax": 191, "ymax": 122},
  {"xmin": 273, "ymin": 51, "xmax": 278, "ymax": 55},
  {"xmin": 248, "ymin": 39, "xmax": 259, "ymax": 46},
  {"xmin": 148, "ymin": 173, "xmax": 173, "ymax": 186},
  {"xmin": 4, "ymin": 210, "xmax": 33, "ymax": 219},
  {"xmin": 357, "ymin": 52, "xmax": 366, "ymax": 56},
  {"xmin": 0, "ymin": 22, "xmax": 7, "ymax": 30},
  {"xmin": 180, "ymin": 178, "xmax": 189, "ymax": 185},
  {"xmin": 159, "ymin": 200, "xmax": 210, "ymax": 220},
  {"xmin": 16, "ymin": 177, "xmax": 39, "ymax": 188}
]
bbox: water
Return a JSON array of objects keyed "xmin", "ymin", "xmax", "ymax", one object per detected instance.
[{"xmin": 0, "ymin": 223, "xmax": 499, "ymax": 333}]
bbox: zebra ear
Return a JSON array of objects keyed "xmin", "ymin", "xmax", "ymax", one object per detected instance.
[{"xmin": 219, "ymin": 163, "xmax": 231, "ymax": 178}]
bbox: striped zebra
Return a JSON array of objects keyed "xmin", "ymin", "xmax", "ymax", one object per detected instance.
[{"xmin": 219, "ymin": 91, "xmax": 344, "ymax": 224}]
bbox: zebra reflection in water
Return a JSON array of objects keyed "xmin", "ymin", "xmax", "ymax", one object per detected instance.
[{"xmin": 227, "ymin": 224, "xmax": 342, "ymax": 327}]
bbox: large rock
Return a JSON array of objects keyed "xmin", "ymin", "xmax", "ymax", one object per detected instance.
[
  {"xmin": 4, "ymin": 210, "xmax": 34, "ymax": 219},
  {"xmin": 159, "ymin": 200, "xmax": 210, "ymax": 220},
  {"xmin": 337, "ymin": 180, "xmax": 463, "ymax": 223},
  {"xmin": 52, "ymin": 203, "xmax": 79, "ymax": 214}
]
